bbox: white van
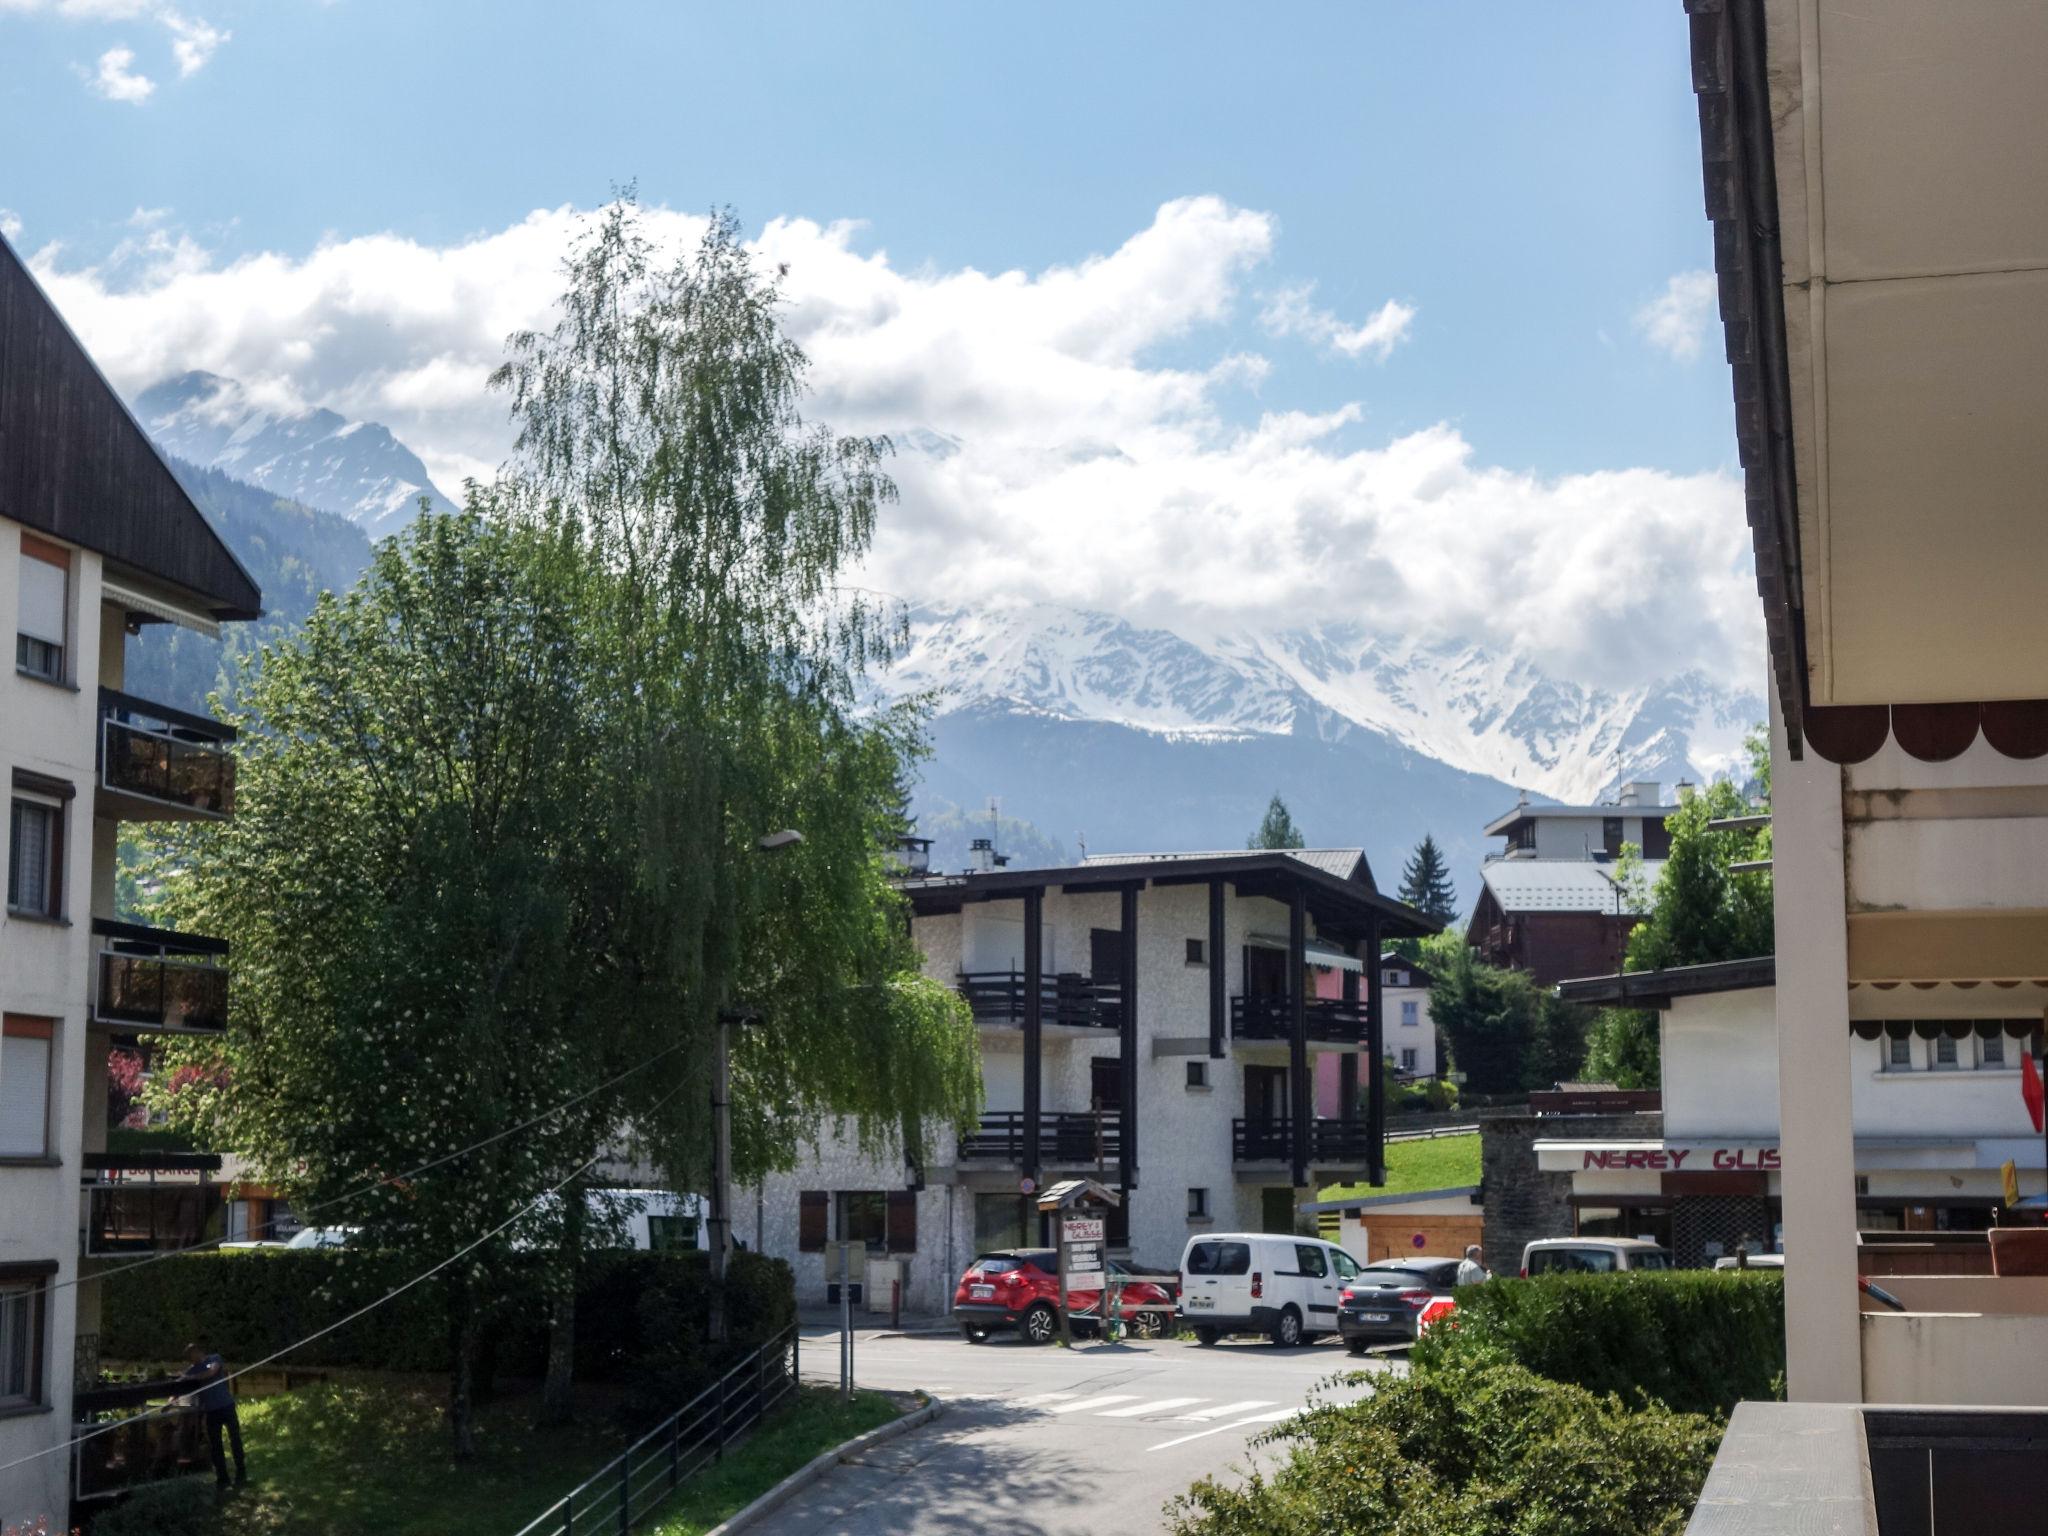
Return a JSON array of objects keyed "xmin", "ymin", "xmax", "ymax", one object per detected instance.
[
  {"xmin": 1177, "ymin": 1232, "xmax": 1361, "ymax": 1346},
  {"xmin": 1519, "ymin": 1237, "xmax": 1673, "ymax": 1276}
]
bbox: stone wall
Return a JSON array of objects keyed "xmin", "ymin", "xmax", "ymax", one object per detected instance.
[{"xmin": 1480, "ymin": 1111, "xmax": 1662, "ymax": 1267}]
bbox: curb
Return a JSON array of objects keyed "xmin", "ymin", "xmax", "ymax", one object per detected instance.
[{"xmin": 702, "ymin": 1394, "xmax": 944, "ymax": 1535}]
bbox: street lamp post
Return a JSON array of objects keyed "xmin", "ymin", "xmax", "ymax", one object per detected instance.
[{"xmin": 707, "ymin": 829, "xmax": 803, "ymax": 1347}]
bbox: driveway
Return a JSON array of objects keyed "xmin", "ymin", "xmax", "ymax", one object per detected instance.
[{"xmin": 784, "ymin": 1327, "xmax": 1396, "ymax": 1534}]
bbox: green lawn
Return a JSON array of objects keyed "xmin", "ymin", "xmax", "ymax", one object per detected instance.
[
  {"xmin": 1322, "ymin": 1131, "xmax": 1479, "ymax": 1202},
  {"xmin": 94, "ymin": 1379, "xmax": 903, "ymax": 1536}
]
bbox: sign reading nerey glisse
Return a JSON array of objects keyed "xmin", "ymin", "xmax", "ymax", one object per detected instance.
[{"xmin": 1580, "ymin": 1147, "xmax": 1782, "ymax": 1172}]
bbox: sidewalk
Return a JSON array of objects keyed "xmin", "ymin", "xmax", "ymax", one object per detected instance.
[{"xmin": 797, "ymin": 1304, "xmax": 958, "ymax": 1338}]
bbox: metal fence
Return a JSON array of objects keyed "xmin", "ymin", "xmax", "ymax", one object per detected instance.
[{"xmin": 511, "ymin": 1325, "xmax": 799, "ymax": 1536}]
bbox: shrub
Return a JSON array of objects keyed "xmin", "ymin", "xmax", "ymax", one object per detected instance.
[
  {"xmin": 86, "ymin": 1475, "xmax": 221, "ymax": 1536},
  {"xmin": 1387, "ymin": 1076, "xmax": 1458, "ymax": 1113},
  {"xmin": 1167, "ymin": 1355, "xmax": 1721, "ymax": 1536},
  {"xmin": 1411, "ymin": 1270, "xmax": 1785, "ymax": 1418},
  {"xmin": 100, "ymin": 1248, "xmax": 795, "ymax": 1404}
]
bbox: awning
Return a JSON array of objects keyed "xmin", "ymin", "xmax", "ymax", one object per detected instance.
[
  {"xmin": 102, "ymin": 577, "xmax": 222, "ymax": 639},
  {"xmin": 1248, "ymin": 932, "xmax": 1362, "ymax": 972}
]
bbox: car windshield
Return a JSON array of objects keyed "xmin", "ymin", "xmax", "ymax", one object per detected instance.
[
  {"xmin": 970, "ymin": 1254, "xmax": 1035, "ymax": 1275},
  {"xmin": 1532, "ymin": 1248, "xmax": 1616, "ymax": 1274},
  {"xmin": 1632, "ymin": 1251, "xmax": 1673, "ymax": 1271},
  {"xmin": 1359, "ymin": 1268, "xmax": 1430, "ymax": 1288},
  {"xmin": 1185, "ymin": 1240, "xmax": 1251, "ymax": 1276}
]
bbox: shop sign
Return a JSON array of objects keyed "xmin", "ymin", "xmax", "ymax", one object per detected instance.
[{"xmin": 1580, "ymin": 1146, "xmax": 1782, "ymax": 1172}]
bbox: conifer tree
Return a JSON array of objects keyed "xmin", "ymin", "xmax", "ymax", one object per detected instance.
[
  {"xmin": 1249, "ymin": 793, "xmax": 1307, "ymax": 850},
  {"xmin": 1397, "ymin": 834, "xmax": 1459, "ymax": 923}
]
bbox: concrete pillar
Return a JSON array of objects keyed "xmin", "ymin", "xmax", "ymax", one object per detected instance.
[{"xmin": 1771, "ymin": 683, "xmax": 1862, "ymax": 1402}]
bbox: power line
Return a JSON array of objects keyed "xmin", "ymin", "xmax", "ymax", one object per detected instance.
[{"xmin": 29, "ymin": 1038, "xmax": 688, "ymax": 1306}]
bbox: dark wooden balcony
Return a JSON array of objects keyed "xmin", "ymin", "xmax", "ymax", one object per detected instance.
[
  {"xmin": 73, "ymin": 1371, "xmax": 213, "ymax": 1498},
  {"xmin": 92, "ymin": 918, "xmax": 229, "ymax": 1035},
  {"xmin": 957, "ymin": 971, "xmax": 1122, "ymax": 1031},
  {"xmin": 1230, "ymin": 994, "xmax": 1365, "ymax": 1043},
  {"xmin": 97, "ymin": 687, "xmax": 236, "ymax": 821},
  {"xmin": 1232, "ymin": 1116, "xmax": 1373, "ymax": 1164},
  {"xmin": 80, "ymin": 1151, "xmax": 224, "ymax": 1257},
  {"xmin": 958, "ymin": 1110, "xmax": 1122, "ymax": 1167}
]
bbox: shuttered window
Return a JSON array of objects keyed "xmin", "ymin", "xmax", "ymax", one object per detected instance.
[
  {"xmin": 15, "ymin": 535, "xmax": 68, "ymax": 682},
  {"xmin": 886, "ymin": 1191, "xmax": 917, "ymax": 1254},
  {"xmin": 7, "ymin": 797, "xmax": 62, "ymax": 918},
  {"xmin": 0, "ymin": 1018, "xmax": 54, "ymax": 1159},
  {"xmin": 798, "ymin": 1191, "xmax": 827, "ymax": 1252}
]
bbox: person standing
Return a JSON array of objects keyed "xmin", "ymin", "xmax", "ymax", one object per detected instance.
[
  {"xmin": 1456, "ymin": 1244, "xmax": 1491, "ymax": 1286},
  {"xmin": 179, "ymin": 1341, "xmax": 246, "ymax": 1489}
]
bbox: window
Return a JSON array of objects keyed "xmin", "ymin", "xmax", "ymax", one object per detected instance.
[
  {"xmin": 1186, "ymin": 1189, "xmax": 1212, "ymax": 1222},
  {"xmin": 15, "ymin": 535, "xmax": 69, "ymax": 684},
  {"xmin": 1185, "ymin": 938, "xmax": 1206, "ymax": 966},
  {"xmin": 1934, "ymin": 1036, "xmax": 1959, "ymax": 1070},
  {"xmin": 1331, "ymin": 1250, "xmax": 1360, "ymax": 1280},
  {"xmin": 1982, "ymin": 1034, "xmax": 2007, "ymax": 1068},
  {"xmin": 0, "ymin": 1017, "xmax": 54, "ymax": 1159},
  {"xmin": 835, "ymin": 1191, "xmax": 888, "ymax": 1250},
  {"xmin": 1887, "ymin": 1037, "xmax": 1914, "ymax": 1071},
  {"xmin": 1185, "ymin": 1060, "xmax": 1209, "ymax": 1090},
  {"xmin": 1529, "ymin": 1247, "xmax": 1617, "ymax": 1275},
  {"xmin": 1293, "ymin": 1244, "xmax": 1327, "ymax": 1278},
  {"xmin": 1386, "ymin": 970, "xmax": 1408, "ymax": 989},
  {"xmin": 0, "ymin": 1272, "xmax": 48, "ymax": 1408},
  {"xmin": 647, "ymin": 1214, "xmax": 700, "ymax": 1252},
  {"xmin": 1642, "ymin": 820, "xmax": 1673, "ymax": 858},
  {"xmin": 1399, "ymin": 1048, "xmax": 1418, "ymax": 1072},
  {"xmin": 1400, "ymin": 1000, "xmax": 1420, "ymax": 1027},
  {"xmin": 1602, "ymin": 817, "xmax": 1625, "ymax": 856},
  {"xmin": 7, "ymin": 794, "xmax": 65, "ymax": 919}
]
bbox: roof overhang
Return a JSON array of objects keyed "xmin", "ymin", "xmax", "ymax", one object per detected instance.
[
  {"xmin": 1555, "ymin": 955, "xmax": 1777, "ymax": 1009},
  {"xmin": 1688, "ymin": 0, "xmax": 2048, "ymax": 760}
]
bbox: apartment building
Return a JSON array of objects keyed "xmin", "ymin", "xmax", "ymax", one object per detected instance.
[
  {"xmin": 1314, "ymin": 953, "xmax": 1436, "ymax": 1116},
  {"xmin": 1466, "ymin": 781, "xmax": 1674, "ymax": 985},
  {"xmin": 1, "ymin": 235, "xmax": 258, "ymax": 1526},
  {"xmin": 750, "ymin": 848, "xmax": 1437, "ymax": 1312}
]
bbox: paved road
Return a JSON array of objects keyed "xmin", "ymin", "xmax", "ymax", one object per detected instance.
[{"xmin": 784, "ymin": 1327, "xmax": 1398, "ymax": 1534}]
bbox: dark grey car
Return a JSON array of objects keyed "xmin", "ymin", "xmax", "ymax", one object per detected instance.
[{"xmin": 1337, "ymin": 1256, "xmax": 1461, "ymax": 1351}]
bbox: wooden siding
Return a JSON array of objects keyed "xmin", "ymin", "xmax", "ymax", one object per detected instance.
[{"xmin": 0, "ymin": 236, "xmax": 260, "ymax": 618}]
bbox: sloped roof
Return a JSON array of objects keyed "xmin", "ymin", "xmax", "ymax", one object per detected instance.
[
  {"xmin": 1083, "ymin": 848, "xmax": 1369, "ymax": 883},
  {"xmin": 1478, "ymin": 858, "xmax": 1663, "ymax": 916},
  {"xmin": 0, "ymin": 233, "xmax": 260, "ymax": 619},
  {"xmin": 1483, "ymin": 802, "xmax": 1675, "ymax": 837}
]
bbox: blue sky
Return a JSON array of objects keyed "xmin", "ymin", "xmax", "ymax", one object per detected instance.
[{"xmin": 1, "ymin": 1, "xmax": 1757, "ymax": 690}]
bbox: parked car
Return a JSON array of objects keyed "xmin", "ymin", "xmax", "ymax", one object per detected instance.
[
  {"xmin": 1519, "ymin": 1237, "xmax": 1673, "ymax": 1276},
  {"xmin": 1176, "ymin": 1233, "xmax": 1360, "ymax": 1347},
  {"xmin": 1338, "ymin": 1257, "xmax": 1461, "ymax": 1352},
  {"xmin": 1713, "ymin": 1252, "xmax": 1785, "ymax": 1271},
  {"xmin": 284, "ymin": 1225, "xmax": 362, "ymax": 1250},
  {"xmin": 952, "ymin": 1249, "xmax": 1175, "ymax": 1343}
]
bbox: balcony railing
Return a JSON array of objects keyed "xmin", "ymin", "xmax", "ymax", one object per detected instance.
[
  {"xmin": 958, "ymin": 1110, "xmax": 1122, "ymax": 1166},
  {"xmin": 73, "ymin": 1374, "xmax": 213, "ymax": 1501},
  {"xmin": 97, "ymin": 687, "xmax": 236, "ymax": 819},
  {"xmin": 92, "ymin": 918, "xmax": 229, "ymax": 1035},
  {"xmin": 1230, "ymin": 994, "xmax": 1366, "ymax": 1043},
  {"xmin": 1232, "ymin": 1116, "xmax": 1373, "ymax": 1164},
  {"xmin": 957, "ymin": 971, "xmax": 1123, "ymax": 1031},
  {"xmin": 80, "ymin": 1151, "xmax": 224, "ymax": 1257}
]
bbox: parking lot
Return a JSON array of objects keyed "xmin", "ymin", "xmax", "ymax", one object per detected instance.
[{"xmin": 785, "ymin": 1326, "xmax": 1397, "ymax": 1534}]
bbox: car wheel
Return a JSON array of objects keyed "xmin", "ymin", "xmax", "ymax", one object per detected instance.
[
  {"xmin": 1193, "ymin": 1326, "xmax": 1220, "ymax": 1346},
  {"xmin": 1270, "ymin": 1307, "xmax": 1303, "ymax": 1347},
  {"xmin": 1129, "ymin": 1309, "xmax": 1165, "ymax": 1340},
  {"xmin": 1020, "ymin": 1303, "xmax": 1057, "ymax": 1345},
  {"xmin": 1345, "ymin": 1337, "xmax": 1369, "ymax": 1356}
]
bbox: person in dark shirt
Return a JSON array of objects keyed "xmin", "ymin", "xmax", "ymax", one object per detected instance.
[{"xmin": 178, "ymin": 1341, "xmax": 246, "ymax": 1489}]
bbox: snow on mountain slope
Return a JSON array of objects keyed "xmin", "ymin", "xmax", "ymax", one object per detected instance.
[
  {"xmin": 134, "ymin": 371, "xmax": 456, "ymax": 536},
  {"xmin": 878, "ymin": 603, "xmax": 1761, "ymax": 803}
]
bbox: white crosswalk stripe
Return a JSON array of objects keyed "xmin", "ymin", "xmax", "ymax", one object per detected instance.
[
  {"xmin": 1173, "ymin": 1399, "xmax": 1274, "ymax": 1421},
  {"xmin": 1146, "ymin": 1409, "xmax": 1299, "ymax": 1452},
  {"xmin": 1096, "ymin": 1397, "xmax": 1205, "ymax": 1418},
  {"xmin": 1047, "ymin": 1393, "xmax": 1142, "ymax": 1414}
]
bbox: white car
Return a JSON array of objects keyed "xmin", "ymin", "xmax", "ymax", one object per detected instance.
[
  {"xmin": 1519, "ymin": 1237, "xmax": 1673, "ymax": 1276},
  {"xmin": 285, "ymin": 1225, "xmax": 361, "ymax": 1250},
  {"xmin": 1176, "ymin": 1232, "xmax": 1361, "ymax": 1347},
  {"xmin": 1713, "ymin": 1252, "xmax": 1785, "ymax": 1271}
]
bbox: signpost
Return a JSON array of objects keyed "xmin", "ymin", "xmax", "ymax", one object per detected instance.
[{"xmin": 1035, "ymin": 1177, "xmax": 1121, "ymax": 1348}]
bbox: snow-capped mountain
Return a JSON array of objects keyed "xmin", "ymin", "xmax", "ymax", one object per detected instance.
[
  {"xmin": 877, "ymin": 603, "xmax": 1761, "ymax": 806},
  {"xmin": 133, "ymin": 371, "xmax": 455, "ymax": 536}
]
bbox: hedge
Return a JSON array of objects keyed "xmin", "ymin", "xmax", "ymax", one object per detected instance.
[
  {"xmin": 1411, "ymin": 1270, "xmax": 1785, "ymax": 1418},
  {"xmin": 100, "ymin": 1248, "xmax": 794, "ymax": 1401},
  {"xmin": 1168, "ymin": 1354, "xmax": 1721, "ymax": 1536}
]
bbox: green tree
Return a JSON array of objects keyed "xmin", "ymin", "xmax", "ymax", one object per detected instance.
[
  {"xmin": 1248, "ymin": 794, "xmax": 1307, "ymax": 850},
  {"xmin": 1585, "ymin": 737, "xmax": 1773, "ymax": 1088},
  {"xmin": 1420, "ymin": 932, "xmax": 1587, "ymax": 1095},
  {"xmin": 1396, "ymin": 834, "xmax": 1459, "ymax": 923}
]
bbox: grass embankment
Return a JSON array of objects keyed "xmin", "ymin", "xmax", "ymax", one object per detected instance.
[
  {"xmin": 91, "ymin": 1381, "xmax": 902, "ymax": 1536},
  {"xmin": 1322, "ymin": 1130, "xmax": 1479, "ymax": 1202}
]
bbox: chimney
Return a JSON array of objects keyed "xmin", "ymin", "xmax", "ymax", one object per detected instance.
[
  {"xmin": 1618, "ymin": 781, "xmax": 1661, "ymax": 807},
  {"xmin": 968, "ymin": 837, "xmax": 996, "ymax": 873}
]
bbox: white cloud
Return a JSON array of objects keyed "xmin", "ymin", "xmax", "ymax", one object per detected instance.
[
  {"xmin": 1635, "ymin": 269, "xmax": 1718, "ymax": 361},
  {"xmin": 86, "ymin": 43, "xmax": 153, "ymax": 102},
  {"xmin": 29, "ymin": 197, "xmax": 1759, "ymax": 691},
  {"xmin": 1260, "ymin": 282, "xmax": 1416, "ymax": 361},
  {"xmin": 0, "ymin": 210, "xmax": 21, "ymax": 242},
  {"xmin": 161, "ymin": 8, "xmax": 224, "ymax": 74}
]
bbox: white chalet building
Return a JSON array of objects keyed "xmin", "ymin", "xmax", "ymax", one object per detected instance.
[{"xmin": 750, "ymin": 849, "xmax": 1437, "ymax": 1312}]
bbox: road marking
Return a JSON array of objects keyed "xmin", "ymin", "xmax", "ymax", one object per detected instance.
[
  {"xmin": 1173, "ymin": 1399, "xmax": 1275, "ymax": 1421},
  {"xmin": 1096, "ymin": 1397, "xmax": 1205, "ymax": 1418},
  {"xmin": 1145, "ymin": 1409, "xmax": 1298, "ymax": 1452},
  {"xmin": 1006, "ymin": 1392, "xmax": 1076, "ymax": 1407},
  {"xmin": 1047, "ymin": 1394, "xmax": 1142, "ymax": 1414}
]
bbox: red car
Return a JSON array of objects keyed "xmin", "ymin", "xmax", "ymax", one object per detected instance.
[{"xmin": 954, "ymin": 1249, "xmax": 1175, "ymax": 1343}]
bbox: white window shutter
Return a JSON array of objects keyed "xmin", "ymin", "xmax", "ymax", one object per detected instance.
[
  {"xmin": 17, "ymin": 557, "xmax": 66, "ymax": 646},
  {"xmin": 0, "ymin": 1034, "xmax": 51, "ymax": 1156}
]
